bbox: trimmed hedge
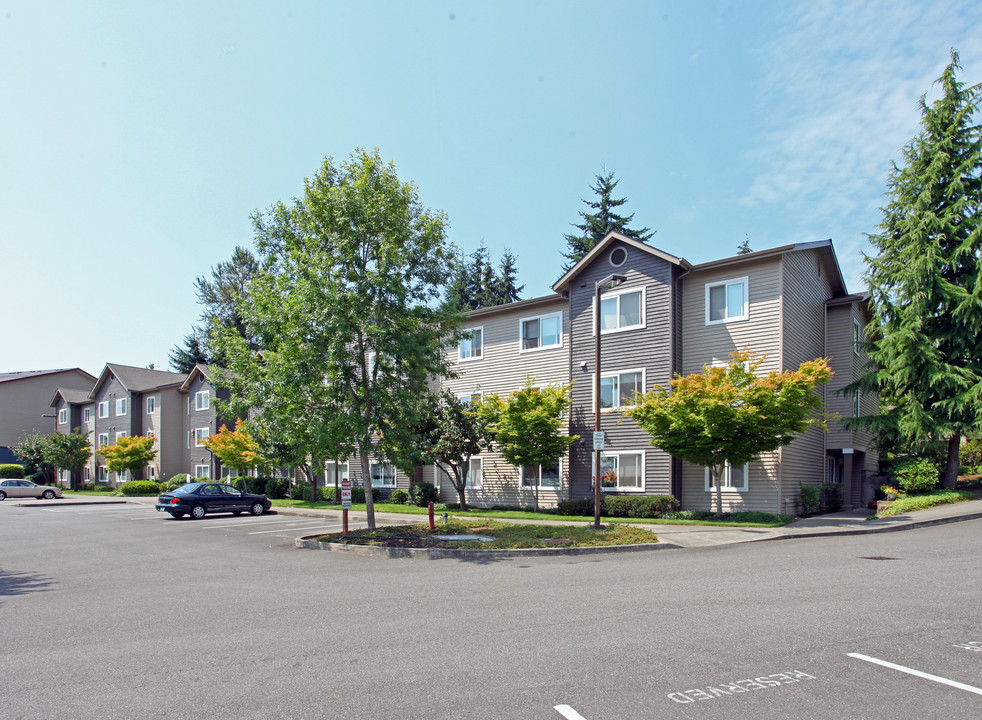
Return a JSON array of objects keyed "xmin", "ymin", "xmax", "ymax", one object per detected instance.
[
  {"xmin": 319, "ymin": 485, "xmax": 380, "ymax": 503},
  {"xmin": 557, "ymin": 495, "xmax": 680, "ymax": 518},
  {"xmin": 389, "ymin": 489, "xmax": 409, "ymax": 505},
  {"xmin": 120, "ymin": 480, "xmax": 162, "ymax": 496},
  {"xmin": 0, "ymin": 464, "xmax": 26, "ymax": 479}
]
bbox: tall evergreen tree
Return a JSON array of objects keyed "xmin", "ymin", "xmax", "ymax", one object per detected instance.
[
  {"xmin": 169, "ymin": 329, "xmax": 210, "ymax": 373},
  {"xmin": 561, "ymin": 170, "xmax": 653, "ymax": 271},
  {"xmin": 857, "ymin": 50, "xmax": 982, "ymax": 488},
  {"xmin": 490, "ymin": 249, "xmax": 524, "ymax": 305},
  {"xmin": 443, "ymin": 244, "xmax": 524, "ymax": 311}
]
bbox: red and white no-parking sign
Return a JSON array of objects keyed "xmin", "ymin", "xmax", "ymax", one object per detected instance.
[{"xmin": 341, "ymin": 478, "xmax": 352, "ymax": 509}]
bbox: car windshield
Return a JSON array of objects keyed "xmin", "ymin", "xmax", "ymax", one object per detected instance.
[{"xmin": 174, "ymin": 484, "xmax": 200, "ymax": 495}]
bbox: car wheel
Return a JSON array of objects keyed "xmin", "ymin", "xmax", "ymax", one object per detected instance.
[
  {"xmin": 169, "ymin": 512, "xmax": 184, "ymax": 519},
  {"xmin": 190, "ymin": 504, "xmax": 206, "ymax": 520},
  {"xmin": 0, "ymin": 491, "xmax": 6, "ymax": 501},
  {"xmin": 42, "ymin": 490, "xmax": 55, "ymax": 500},
  {"xmin": 250, "ymin": 502, "xmax": 266, "ymax": 516}
]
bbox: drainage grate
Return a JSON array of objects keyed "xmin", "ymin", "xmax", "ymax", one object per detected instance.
[{"xmin": 859, "ymin": 556, "xmax": 901, "ymax": 561}]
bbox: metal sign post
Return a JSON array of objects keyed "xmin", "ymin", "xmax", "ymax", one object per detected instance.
[{"xmin": 341, "ymin": 478, "xmax": 352, "ymax": 535}]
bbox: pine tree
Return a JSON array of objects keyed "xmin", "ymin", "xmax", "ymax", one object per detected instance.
[
  {"xmin": 561, "ymin": 170, "xmax": 653, "ymax": 271},
  {"xmin": 859, "ymin": 50, "xmax": 982, "ymax": 487},
  {"xmin": 737, "ymin": 236, "xmax": 752, "ymax": 254},
  {"xmin": 443, "ymin": 244, "xmax": 524, "ymax": 310},
  {"xmin": 169, "ymin": 330, "xmax": 210, "ymax": 373},
  {"xmin": 491, "ymin": 249, "xmax": 524, "ymax": 305}
]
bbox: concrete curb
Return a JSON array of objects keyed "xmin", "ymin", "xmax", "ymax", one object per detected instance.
[
  {"xmin": 760, "ymin": 510, "xmax": 982, "ymax": 542},
  {"xmin": 295, "ymin": 535, "xmax": 681, "ymax": 558}
]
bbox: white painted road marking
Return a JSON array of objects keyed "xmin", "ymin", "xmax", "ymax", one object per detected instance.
[
  {"xmin": 848, "ymin": 653, "xmax": 982, "ymax": 696},
  {"xmin": 248, "ymin": 523, "xmax": 343, "ymax": 535},
  {"xmin": 554, "ymin": 705, "xmax": 588, "ymax": 720}
]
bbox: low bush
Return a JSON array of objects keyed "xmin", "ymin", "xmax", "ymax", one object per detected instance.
[
  {"xmin": 83, "ymin": 482, "xmax": 114, "ymax": 492},
  {"xmin": 893, "ymin": 458, "xmax": 939, "ymax": 495},
  {"xmin": 959, "ymin": 439, "xmax": 982, "ymax": 475},
  {"xmin": 409, "ymin": 481, "xmax": 438, "ymax": 507},
  {"xmin": 0, "ymin": 464, "xmax": 25, "ymax": 479},
  {"xmin": 265, "ymin": 477, "xmax": 290, "ymax": 499},
  {"xmin": 291, "ymin": 480, "xmax": 312, "ymax": 501},
  {"xmin": 120, "ymin": 480, "xmax": 162, "ymax": 496},
  {"xmin": 488, "ymin": 504, "xmax": 542, "ymax": 513},
  {"xmin": 389, "ymin": 489, "xmax": 409, "ymax": 505},
  {"xmin": 319, "ymin": 485, "xmax": 378, "ymax": 503},
  {"xmin": 229, "ymin": 476, "xmax": 248, "ymax": 491},
  {"xmin": 165, "ymin": 474, "xmax": 190, "ymax": 491},
  {"xmin": 28, "ymin": 471, "xmax": 48, "ymax": 483},
  {"xmin": 603, "ymin": 494, "xmax": 680, "ymax": 518},
  {"xmin": 557, "ymin": 498, "xmax": 598, "ymax": 516},
  {"xmin": 247, "ymin": 477, "xmax": 268, "ymax": 494},
  {"xmin": 731, "ymin": 511, "xmax": 792, "ymax": 524}
]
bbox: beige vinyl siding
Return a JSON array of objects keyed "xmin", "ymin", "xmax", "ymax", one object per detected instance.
[
  {"xmin": 567, "ymin": 242, "xmax": 677, "ymax": 499},
  {"xmin": 679, "ymin": 257, "xmax": 784, "ymax": 512},
  {"xmin": 825, "ymin": 304, "xmax": 856, "ymax": 449},
  {"xmin": 779, "ymin": 250, "xmax": 836, "ymax": 502},
  {"xmin": 441, "ymin": 296, "xmax": 570, "ymax": 507}
]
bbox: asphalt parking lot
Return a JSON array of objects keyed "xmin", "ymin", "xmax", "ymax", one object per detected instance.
[{"xmin": 1, "ymin": 501, "xmax": 980, "ymax": 719}]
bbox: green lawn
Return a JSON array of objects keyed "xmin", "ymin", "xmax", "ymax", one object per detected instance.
[{"xmin": 877, "ymin": 488, "xmax": 975, "ymax": 517}]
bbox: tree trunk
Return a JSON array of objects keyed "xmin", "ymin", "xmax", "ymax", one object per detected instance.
[
  {"xmin": 360, "ymin": 452, "xmax": 376, "ymax": 529},
  {"xmin": 456, "ymin": 464, "xmax": 468, "ymax": 512},
  {"xmin": 944, "ymin": 433, "xmax": 961, "ymax": 488},
  {"xmin": 712, "ymin": 465, "xmax": 724, "ymax": 516}
]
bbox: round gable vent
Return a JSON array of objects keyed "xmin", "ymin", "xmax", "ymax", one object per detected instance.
[{"xmin": 609, "ymin": 246, "xmax": 627, "ymax": 267}]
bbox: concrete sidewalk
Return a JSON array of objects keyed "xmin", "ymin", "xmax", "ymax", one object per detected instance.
[{"xmin": 17, "ymin": 494, "xmax": 982, "ymax": 549}]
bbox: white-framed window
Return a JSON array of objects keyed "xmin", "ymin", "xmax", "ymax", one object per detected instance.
[
  {"xmin": 519, "ymin": 311, "xmax": 562, "ymax": 352},
  {"xmin": 520, "ymin": 459, "xmax": 561, "ymax": 489},
  {"xmin": 58, "ymin": 408, "xmax": 68, "ymax": 424},
  {"xmin": 459, "ymin": 327, "xmax": 484, "ymax": 361},
  {"xmin": 599, "ymin": 451, "xmax": 645, "ymax": 492},
  {"xmin": 195, "ymin": 465, "xmax": 210, "ymax": 479},
  {"xmin": 325, "ymin": 461, "xmax": 350, "ymax": 485},
  {"xmin": 705, "ymin": 461, "xmax": 749, "ymax": 492},
  {"xmin": 84, "ymin": 467, "xmax": 91, "ymax": 482},
  {"xmin": 147, "ymin": 395, "xmax": 157, "ymax": 414},
  {"xmin": 147, "ymin": 465, "xmax": 157, "ymax": 481},
  {"xmin": 598, "ymin": 369, "xmax": 645, "ymax": 411},
  {"xmin": 97, "ymin": 466, "xmax": 108, "ymax": 482},
  {"xmin": 459, "ymin": 391, "xmax": 483, "ymax": 406},
  {"xmin": 853, "ymin": 390, "xmax": 861, "ymax": 417},
  {"xmin": 116, "ymin": 471, "xmax": 128, "ymax": 483},
  {"xmin": 97, "ymin": 433, "xmax": 109, "ymax": 448},
  {"xmin": 115, "ymin": 431, "xmax": 127, "ymax": 441},
  {"xmin": 705, "ymin": 277, "xmax": 749, "ymax": 325},
  {"xmin": 59, "ymin": 469, "xmax": 69, "ymax": 484},
  {"xmin": 194, "ymin": 428, "xmax": 210, "ymax": 447},
  {"xmin": 370, "ymin": 462, "xmax": 396, "ymax": 487},
  {"xmin": 195, "ymin": 391, "xmax": 210, "ymax": 411},
  {"xmin": 116, "ymin": 398, "xmax": 127, "ymax": 416},
  {"xmin": 98, "ymin": 401, "xmax": 109, "ymax": 419},
  {"xmin": 598, "ymin": 287, "xmax": 644, "ymax": 334},
  {"xmin": 83, "ymin": 407, "xmax": 92, "ymax": 423},
  {"xmin": 853, "ymin": 318, "xmax": 862, "ymax": 356},
  {"xmin": 435, "ymin": 457, "xmax": 484, "ymax": 490}
]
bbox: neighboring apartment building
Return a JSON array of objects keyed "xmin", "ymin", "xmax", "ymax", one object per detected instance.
[
  {"xmin": 1, "ymin": 368, "xmax": 95, "ymax": 455},
  {"xmin": 180, "ymin": 364, "xmax": 243, "ymax": 481},
  {"xmin": 430, "ymin": 233, "xmax": 877, "ymax": 513}
]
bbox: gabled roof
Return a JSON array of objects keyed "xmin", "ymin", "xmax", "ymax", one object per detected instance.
[
  {"xmin": 89, "ymin": 363, "xmax": 187, "ymax": 398},
  {"xmin": 826, "ymin": 292, "xmax": 871, "ymax": 307},
  {"xmin": 49, "ymin": 387, "xmax": 94, "ymax": 408},
  {"xmin": 179, "ymin": 363, "xmax": 214, "ymax": 392},
  {"xmin": 0, "ymin": 368, "xmax": 95, "ymax": 384},
  {"xmin": 552, "ymin": 232, "xmax": 690, "ymax": 294}
]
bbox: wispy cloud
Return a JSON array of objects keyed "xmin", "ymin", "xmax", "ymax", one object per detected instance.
[{"xmin": 740, "ymin": 0, "xmax": 982, "ymax": 289}]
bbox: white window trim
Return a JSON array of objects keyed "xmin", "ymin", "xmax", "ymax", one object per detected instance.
[
  {"xmin": 115, "ymin": 431, "xmax": 127, "ymax": 441},
  {"xmin": 458, "ymin": 390, "xmax": 483, "ymax": 406},
  {"xmin": 58, "ymin": 408, "xmax": 68, "ymax": 424},
  {"xmin": 195, "ymin": 428, "xmax": 210, "ymax": 447},
  {"xmin": 518, "ymin": 311, "xmax": 564, "ymax": 354},
  {"xmin": 194, "ymin": 464, "xmax": 210, "ymax": 479},
  {"xmin": 83, "ymin": 407, "xmax": 92, "ymax": 423},
  {"xmin": 147, "ymin": 395, "xmax": 157, "ymax": 414},
  {"xmin": 195, "ymin": 391, "xmax": 210, "ymax": 411},
  {"xmin": 147, "ymin": 465, "xmax": 157, "ymax": 481},
  {"xmin": 853, "ymin": 389, "xmax": 862, "ymax": 417},
  {"xmin": 458, "ymin": 326, "xmax": 485, "ymax": 362},
  {"xmin": 115, "ymin": 398, "xmax": 127, "ymax": 416},
  {"xmin": 97, "ymin": 433, "xmax": 109, "ymax": 449},
  {"xmin": 704, "ymin": 461, "xmax": 749, "ymax": 492},
  {"xmin": 599, "ymin": 450, "xmax": 646, "ymax": 493},
  {"xmin": 434, "ymin": 457, "xmax": 484, "ymax": 491},
  {"xmin": 593, "ymin": 368, "xmax": 646, "ymax": 412},
  {"xmin": 97, "ymin": 466, "xmax": 108, "ymax": 482},
  {"xmin": 520, "ymin": 459, "xmax": 563, "ymax": 490},
  {"xmin": 98, "ymin": 401, "xmax": 109, "ymax": 419},
  {"xmin": 705, "ymin": 276, "xmax": 749, "ymax": 325},
  {"xmin": 84, "ymin": 467, "xmax": 91, "ymax": 482},
  {"xmin": 852, "ymin": 318, "xmax": 862, "ymax": 356},
  {"xmin": 593, "ymin": 286, "xmax": 646, "ymax": 336},
  {"xmin": 369, "ymin": 461, "xmax": 396, "ymax": 488},
  {"xmin": 324, "ymin": 460, "xmax": 350, "ymax": 484}
]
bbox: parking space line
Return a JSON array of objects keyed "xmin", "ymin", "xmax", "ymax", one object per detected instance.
[
  {"xmin": 248, "ymin": 523, "xmax": 342, "ymax": 535},
  {"xmin": 200, "ymin": 517, "xmax": 323, "ymax": 529},
  {"xmin": 848, "ymin": 653, "xmax": 982, "ymax": 696},
  {"xmin": 554, "ymin": 705, "xmax": 589, "ymax": 720}
]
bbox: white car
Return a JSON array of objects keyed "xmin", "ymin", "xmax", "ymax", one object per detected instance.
[{"xmin": 0, "ymin": 479, "xmax": 64, "ymax": 500}]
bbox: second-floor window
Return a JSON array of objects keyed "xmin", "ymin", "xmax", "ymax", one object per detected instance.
[
  {"xmin": 83, "ymin": 407, "xmax": 91, "ymax": 423},
  {"xmin": 853, "ymin": 390, "xmax": 861, "ymax": 417},
  {"xmin": 459, "ymin": 391, "xmax": 482, "ymax": 406},
  {"xmin": 853, "ymin": 319, "xmax": 862, "ymax": 355},
  {"xmin": 98, "ymin": 433, "xmax": 109, "ymax": 448},
  {"xmin": 115, "ymin": 398, "xmax": 127, "ymax": 416},
  {"xmin": 706, "ymin": 277, "xmax": 748, "ymax": 325},
  {"xmin": 147, "ymin": 396, "xmax": 157, "ymax": 414},
  {"xmin": 600, "ymin": 288, "xmax": 643, "ymax": 333},
  {"xmin": 195, "ymin": 428, "xmax": 210, "ymax": 447},
  {"xmin": 459, "ymin": 327, "xmax": 484, "ymax": 360},
  {"xmin": 600, "ymin": 370, "xmax": 644, "ymax": 410},
  {"xmin": 98, "ymin": 401, "xmax": 109, "ymax": 418},
  {"xmin": 520, "ymin": 312, "xmax": 562, "ymax": 352},
  {"xmin": 58, "ymin": 408, "xmax": 68, "ymax": 424},
  {"xmin": 195, "ymin": 391, "xmax": 210, "ymax": 411},
  {"xmin": 116, "ymin": 431, "xmax": 127, "ymax": 441}
]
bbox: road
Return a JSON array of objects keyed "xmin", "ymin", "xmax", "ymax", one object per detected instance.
[{"xmin": 1, "ymin": 501, "xmax": 980, "ymax": 719}]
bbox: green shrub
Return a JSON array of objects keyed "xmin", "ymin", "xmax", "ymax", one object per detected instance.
[
  {"xmin": 960, "ymin": 438, "xmax": 982, "ymax": 474},
  {"xmin": 389, "ymin": 489, "xmax": 409, "ymax": 505},
  {"xmin": 166, "ymin": 474, "xmax": 190, "ymax": 491},
  {"xmin": 557, "ymin": 498, "xmax": 598, "ymax": 516},
  {"xmin": 0, "ymin": 464, "xmax": 25, "ymax": 479},
  {"xmin": 247, "ymin": 477, "xmax": 268, "ymax": 494},
  {"xmin": 602, "ymin": 495, "xmax": 680, "ymax": 518},
  {"xmin": 661, "ymin": 510, "xmax": 699, "ymax": 520},
  {"xmin": 731, "ymin": 511, "xmax": 792, "ymax": 524},
  {"xmin": 820, "ymin": 483, "xmax": 843, "ymax": 512},
  {"xmin": 120, "ymin": 480, "xmax": 162, "ymax": 496},
  {"xmin": 409, "ymin": 481, "xmax": 438, "ymax": 507},
  {"xmin": 229, "ymin": 476, "xmax": 247, "ymax": 490},
  {"xmin": 798, "ymin": 484, "xmax": 821, "ymax": 513},
  {"xmin": 84, "ymin": 482, "xmax": 114, "ymax": 492},
  {"xmin": 319, "ymin": 485, "xmax": 377, "ymax": 503},
  {"xmin": 291, "ymin": 480, "xmax": 312, "ymax": 501},
  {"xmin": 893, "ymin": 458, "xmax": 939, "ymax": 495},
  {"xmin": 28, "ymin": 471, "xmax": 47, "ymax": 483},
  {"xmin": 264, "ymin": 477, "xmax": 289, "ymax": 499}
]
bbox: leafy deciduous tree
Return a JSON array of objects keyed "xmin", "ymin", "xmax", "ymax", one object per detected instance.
[
  {"xmin": 12, "ymin": 432, "xmax": 55, "ymax": 484},
  {"xmin": 626, "ymin": 350, "xmax": 831, "ymax": 515},
  {"xmin": 99, "ymin": 436, "xmax": 157, "ymax": 482},
  {"xmin": 857, "ymin": 50, "xmax": 982, "ymax": 488},
  {"xmin": 48, "ymin": 430, "xmax": 92, "ymax": 491},
  {"xmin": 201, "ymin": 418, "xmax": 265, "ymax": 477}
]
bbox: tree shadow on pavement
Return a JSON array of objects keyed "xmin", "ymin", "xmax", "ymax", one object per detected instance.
[{"xmin": 0, "ymin": 568, "xmax": 56, "ymax": 605}]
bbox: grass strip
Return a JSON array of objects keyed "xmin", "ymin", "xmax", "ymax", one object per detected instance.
[{"xmin": 877, "ymin": 489, "xmax": 973, "ymax": 517}]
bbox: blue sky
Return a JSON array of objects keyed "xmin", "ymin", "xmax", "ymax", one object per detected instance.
[{"xmin": 2, "ymin": 1, "xmax": 980, "ymax": 377}]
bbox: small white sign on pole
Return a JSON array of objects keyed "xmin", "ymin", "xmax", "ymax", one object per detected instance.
[
  {"xmin": 593, "ymin": 431, "xmax": 605, "ymax": 451},
  {"xmin": 341, "ymin": 478, "xmax": 352, "ymax": 509}
]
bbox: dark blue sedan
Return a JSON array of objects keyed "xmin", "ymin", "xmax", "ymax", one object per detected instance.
[{"xmin": 155, "ymin": 482, "xmax": 272, "ymax": 520}]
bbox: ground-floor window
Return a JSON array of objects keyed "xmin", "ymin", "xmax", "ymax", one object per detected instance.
[
  {"xmin": 97, "ymin": 466, "xmax": 107, "ymax": 482},
  {"xmin": 520, "ymin": 460, "xmax": 561, "ymax": 489},
  {"xmin": 147, "ymin": 465, "xmax": 157, "ymax": 481},
  {"xmin": 435, "ymin": 457, "xmax": 483, "ymax": 490},
  {"xmin": 370, "ymin": 462, "xmax": 395, "ymax": 487},
  {"xmin": 599, "ymin": 451, "xmax": 644, "ymax": 491},
  {"xmin": 325, "ymin": 461, "xmax": 349, "ymax": 485},
  {"xmin": 704, "ymin": 462, "xmax": 748, "ymax": 492},
  {"xmin": 195, "ymin": 465, "xmax": 210, "ymax": 479},
  {"xmin": 84, "ymin": 467, "xmax": 91, "ymax": 482}
]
